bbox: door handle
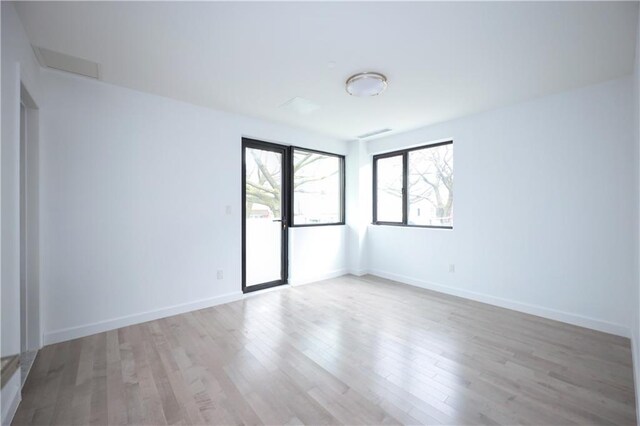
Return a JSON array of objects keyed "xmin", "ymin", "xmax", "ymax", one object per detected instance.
[{"xmin": 272, "ymin": 218, "xmax": 287, "ymax": 228}]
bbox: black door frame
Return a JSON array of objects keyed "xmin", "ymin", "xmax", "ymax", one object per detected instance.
[{"xmin": 242, "ymin": 138, "xmax": 290, "ymax": 293}]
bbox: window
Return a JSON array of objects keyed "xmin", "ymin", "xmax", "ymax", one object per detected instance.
[
  {"xmin": 373, "ymin": 141, "xmax": 453, "ymax": 228},
  {"xmin": 374, "ymin": 154, "xmax": 404, "ymax": 223},
  {"xmin": 291, "ymin": 148, "xmax": 345, "ymax": 226}
]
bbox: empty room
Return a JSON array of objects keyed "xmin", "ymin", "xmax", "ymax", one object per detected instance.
[{"xmin": 2, "ymin": 1, "xmax": 640, "ymax": 425}]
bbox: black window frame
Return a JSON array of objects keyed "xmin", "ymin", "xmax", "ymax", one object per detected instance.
[
  {"xmin": 242, "ymin": 138, "xmax": 290, "ymax": 293},
  {"xmin": 289, "ymin": 146, "xmax": 346, "ymax": 227},
  {"xmin": 372, "ymin": 140, "xmax": 453, "ymax": 229}
]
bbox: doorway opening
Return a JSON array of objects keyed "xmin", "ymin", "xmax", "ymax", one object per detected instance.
[
  {"xmin": 19, "ymin": 84, "xmax": 40, "ymax": 387},
  {"xmin": 242, "ymin": 138, "xmax": 289, "ymax": 293}
]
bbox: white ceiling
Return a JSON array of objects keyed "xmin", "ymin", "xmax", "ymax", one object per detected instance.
[{"xmin": 15, "ymin": 1, "xmax": 639, "ymax": 141}]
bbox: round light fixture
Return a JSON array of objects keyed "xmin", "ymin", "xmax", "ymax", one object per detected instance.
[{"xmin": 345, "ymin": 72, "xmax": 387, "ymax": 97}]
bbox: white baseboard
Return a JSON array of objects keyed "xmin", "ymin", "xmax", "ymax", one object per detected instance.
[
  {"xmin": 289, "ymin": 268, "xmax": 348, "ymax": 286},
  {"xmin": 368, "ymin": 269, "xmax": 631, "ymax": 338},
  {"xmin": 43, "ymin": 291, "xmax": 243, "ymax": 345},
  {"xmin": 1, "ymin": 373, "xmax": 21, "ymax": 426},
  {"xmin": 243, "ymin": 283, "xmax": 293, "ymax": 298},
  {"xmin": 347, "ymin": 268, "xmax": 367, "ymax": 277}
]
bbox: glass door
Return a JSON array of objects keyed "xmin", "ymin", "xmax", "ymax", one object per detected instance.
[{"xmin": 242, "ymin": 138, "xmax": 289, "ymax": 292}]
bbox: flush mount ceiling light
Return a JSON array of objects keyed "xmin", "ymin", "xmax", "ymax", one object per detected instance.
[{"xmin": 346, "ymin": 72, "xmax": 387, "ymax": 97}]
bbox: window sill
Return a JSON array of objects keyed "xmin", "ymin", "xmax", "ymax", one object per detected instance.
[
  {"xmin": 371, "ymin": 222, "xmax": 453, "ymax": 230},
  {"xmin": 290, "ymin": 223, "xmax": 346, "ymax": 228}
]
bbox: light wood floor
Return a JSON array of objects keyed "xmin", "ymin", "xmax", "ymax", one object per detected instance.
[{"xmin": 13, "ymin": 275, "xmax": 637, "ymax": 425}]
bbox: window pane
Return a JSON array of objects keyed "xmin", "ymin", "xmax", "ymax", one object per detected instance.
[
  {"xmin": 293, "ymin": 150, "xmax": 342, "ymax": 225},
  {"xmin": 376, "ymin": 155, "xmax": 403, "ymax": 222},
  {"xmin": 245, "ymin": 147, "xmax": 283, "ymax": 286},
  {"xmin": 408, "ymin": 144, "xmax": 453, "ymax": 226}
]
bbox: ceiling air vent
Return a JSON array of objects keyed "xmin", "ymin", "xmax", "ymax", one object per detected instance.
[
  {"xmin": 33, "ymin": 46, "xmax": 100, "ymax": 79},
  {"xmin": 357, "ymin": 128, "xmax": 392, "ymax": 139},
  {"xmin": 278, "ymin": 97, "xmax": 320, "ymax": 115}
]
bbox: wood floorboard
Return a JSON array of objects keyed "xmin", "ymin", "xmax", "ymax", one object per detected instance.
[{"xmin": 13, "ymin": 275, "xmax": 637, "ymax": 425}]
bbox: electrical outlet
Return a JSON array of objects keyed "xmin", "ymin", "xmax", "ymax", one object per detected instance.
[
  {"xmin": 217, "ymin": 270, "xmax": 223, "ymax": 280},
  {"xmin": 449, "ymin": 264, "xmax": 455, "ymax": 273},
  {"xmin": 225, "ymin": 205, "xmax": 232, "ymax": 215}
]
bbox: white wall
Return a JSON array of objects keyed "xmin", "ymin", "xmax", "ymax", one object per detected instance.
[
  {"xmin": 1, "ymin": 3, "xmax": 43, "ymax": 424},
  {"xmin": 289, "ymin": 226, "xmax": 347, "ymax": 285},
  {"xmin": 345, "ymin": 139, "xmax": 371, "ymax": 276},
  {"xmin": 39, "ymin": 69, "xmax": 348, "ymax": 344},
  {"xmin": 362, "ymin": 77, "xmax": 636, "ymax": 337}
]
